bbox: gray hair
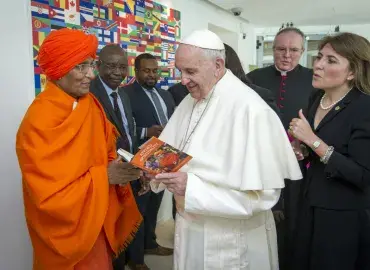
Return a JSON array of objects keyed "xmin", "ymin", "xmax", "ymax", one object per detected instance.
[
  {"xmin": 201, "ymin": 48, "xmax": 226, "ymax": 61},
  {"xmin": 273, "ymin": 27, "xmax": 305, "ymax": 49}
]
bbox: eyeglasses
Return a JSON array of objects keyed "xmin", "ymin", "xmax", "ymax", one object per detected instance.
[
  {"xmin": 100, "ymin": 61, "xmax": 127, "ymax": 72},
  {"xmin": 274, "ymin": 47, "xmax": 302, "ymax": 55},
  {"xmin": 75, "ymin": 62, "xmax": 97, "ymax": 74}
]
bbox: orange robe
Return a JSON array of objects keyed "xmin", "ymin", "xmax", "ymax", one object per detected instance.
[{"xmin": 16, "ymin": 82, "xmax": 142, "ymax": 270}]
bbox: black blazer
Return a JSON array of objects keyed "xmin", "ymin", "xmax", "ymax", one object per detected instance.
[
  {"xmin": 246, "ymin": 82, "xmax": 280, "ymax": 116},
  {"xmin": 168, "ymin": 83, "xmax": 189, "ymax": 106},
  {"xmin": 90, "ymin": 77, "xmax": 137, "ymax": 152},
  {"xmin": 303, "ymin": 88, "xmax": 370, "ymax": 210},
  {"xmin": 123, "ymin": 81, "xmax": 176, "ymax": 146}
]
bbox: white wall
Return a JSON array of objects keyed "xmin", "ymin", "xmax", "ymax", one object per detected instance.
[
  {"xmin": 156, "ymin": 0, "xmax": 256, "ymax": 72},
  {"xmin": 0, "ymin": 1, "xmax": 34, "ymax": 270}
]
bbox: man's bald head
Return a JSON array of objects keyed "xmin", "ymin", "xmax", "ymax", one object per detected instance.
[
  {"xmin": 99, "ymin": 44, "xmax": 126, "ymax": 61},
  {"xmin": 97, "ymin": 44, "xmax": 128, "ymax": 90}
]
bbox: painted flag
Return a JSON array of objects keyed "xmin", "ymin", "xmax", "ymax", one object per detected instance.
[
  {"xmin": 124, "ymin": 0, "xmax": 135, "ymax": 14},
  {"xmin": 80, "ymin": 1, "xmax": 94, "ymax": 16},
  {"xmin": 161, "ymin": 42, "xmax": 168, "ymax": 51},
  {"xmin": 32, "ymin": 16, "xmax": 50, "ymax": 31},
  {"xmin": 167, "ymin": 25, "xmax": 175, "ymax": 35},
  {"xmin": 49, "ymin": 6, "xmax": 65, "ymax": 22},
  {"xmin": 114, "ymin": 2, "xmax": 124, "ymax": 12},
  {"xmin": 136, "ymin": 5, "xmax": 145, "ymax": 18},
  {"xmin": 120, "ymin": 34, "xmax": 130, "ymax": 43},
  {"xmin": 145, "ymin": 0, "xmax": 153, "ymax": 9},
  {"xmin": 128, "ymin": 24, "xmax": 138, "ymax": 36},
  {"xmin": 33, "ymin": 45, "xmax": 39, "ymax": 61},
  {"xmin": 50, "ymin": 18, "xmax": 67, "ymax": 30},
  {"xmin": 49, "ymin": 0, "xmax": 67, "ymax": 9},
  {"xmin": 38, "ymin": 31, "xmax": 47, "ymax": 45},
  {"xmin": 125, "ymin": 14, "xmax": 136, "ymax": 25},
  {"xmin": 67, "ymin": 0, "xmax": 80, "ymax": 12},
  {"xmin": 136, "ymin": 0, "xmax": 145, "ymax": 8},
  {"xmin": 135, "ymin": 16, "xmax": 144, "ymax": 25},
  {"xmin": 146, "ymin": 45, "xmax": 154, "ymax": 52},
  {"xmin": 65, "ymin": 0, "xmax": 81, "ymax": 25},
  {"xmin": 102, "ymin": 0, "xmax": 114, "ymax": 7},
  {"xmin": 94, "ymin": 19, "xmax": 108, "ymax": 28},
  {"xmin": 161, "ymin": 50, "xmax": 168, "ymax": 60},
  {"xmin": 89, "ymin": 0, "xmax": 102, "ymax": 4},
  {"xmin": 105, "ymin": 21, "xmax": 118, "ymax": 31},
  {"xmin": 94, "ymin": 6, "xmax": 107, "ymax": 19},
  {"xmin": 117, "ymin": 21, "xmax": 128, "ymax": 34},
  {"xmin": 31, "ymin": 1, "xmax": 49, "ymax": 19}
]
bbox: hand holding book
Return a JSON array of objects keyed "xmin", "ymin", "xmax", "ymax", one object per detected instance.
[
  {"xmin": 107, "ymin": 156, "xmax": 141, "ymax": 185},
  {"xmin": 117, "ymin": 137, "xmax": 192, "ymax": 175}
]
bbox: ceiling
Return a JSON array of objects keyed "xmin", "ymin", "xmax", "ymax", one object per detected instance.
[{"xmin": 207, "ymin": 0, "xmax": 370, "ymax": 27}]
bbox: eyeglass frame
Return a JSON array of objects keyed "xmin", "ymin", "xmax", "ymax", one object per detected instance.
[
  {"xmin": 273, "ymin": 46, "xmax": 303, "ymax": 55},
  {"xmin": 74, "ymin": 62, "xmax": 97, "ymax": 74},
  {"xmin": 98, "ymin": 60, "xmax": 128, "ymax": 73}
]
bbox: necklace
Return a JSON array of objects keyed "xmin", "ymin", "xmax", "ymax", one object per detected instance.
[
  {"xmin": 320, "ymin": 89, "xmax": 352, "ymax": 110},
  {"xmin": 179, "ymin": 88, "xmax": 215, "ymax": 151}
]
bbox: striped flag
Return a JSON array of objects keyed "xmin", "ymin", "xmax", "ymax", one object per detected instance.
[
  {"xmin": 49, "ymin": 0, "xmax": 67, "ymax": 9},
  {"xmin": 49, "ymin": 7, "xmax": 65, "ymax": 22},
  {"xmin": 161, "ymin": 42, "xmax": 169, "ymax": 51},
  {"xmin": 145, "ymin": 0, "xmax": 154, "ymax": 8},
  {"xmin": 114, "ymin": 2, "xmax": 124, "ymax": 12},
  {"xmin": 31, "ymin": 1, "xmax": 49, "ymax": 19}
]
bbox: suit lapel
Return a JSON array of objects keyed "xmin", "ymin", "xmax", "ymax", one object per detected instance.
[
  {"xmin": 315, "ymin": 89, "xmax": 360, "ymax": 132},
  {"xmin": 134, "ymin": 82, "xmax": 161, "ymax": 124},
  {"xmin": 307, "ymin": 92, "xmax": 321, "ymax": 129},
  {"xmin": 94, "ymin": 79, "xmax": 126, "ymax": 136},
  {"xmin": 118, "ymin": 89, "xmax": 134, "ymax": 138}
]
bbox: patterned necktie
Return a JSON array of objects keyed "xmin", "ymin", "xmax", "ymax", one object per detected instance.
[
  {"xmin": 110, "ymin": 92, "xmax": 130, "ymax": 151},
  {"xmin": 149, "ymin": 90, "xmax": 168, "ymax": 125}
]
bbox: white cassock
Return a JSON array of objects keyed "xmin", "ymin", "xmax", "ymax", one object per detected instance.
[{"xmin": 151, "ymin": 70, "xmax": 302, "ymax": 270}]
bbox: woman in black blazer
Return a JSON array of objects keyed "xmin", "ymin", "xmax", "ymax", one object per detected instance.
[{"xmin": 289, "ymin": 32, "xmax": 370, "ymax": 270}]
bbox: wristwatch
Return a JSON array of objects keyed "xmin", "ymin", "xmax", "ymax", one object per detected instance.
[{"xmin": 312, "ymin": 140, "xmax": 321, "ymax": 149}]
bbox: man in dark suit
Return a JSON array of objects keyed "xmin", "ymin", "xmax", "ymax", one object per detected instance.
[
  {"xmin": 90, "ymin": 44, "xmax": 138, "ymax": 270},
  {"xmin": 123, "ymin": 53, "xmax": 175, "ymax": 270},
  {"xmin": 247, "ymin": 27, "xmax": 316, "ymax": 270}
]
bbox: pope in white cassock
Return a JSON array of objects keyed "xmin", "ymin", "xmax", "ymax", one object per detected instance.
[{"xmin": 149, "ymin": 29, "xmax": 302, "ymax": 270}]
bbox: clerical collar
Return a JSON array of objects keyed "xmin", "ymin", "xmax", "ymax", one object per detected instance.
[{"xmin": 275, "ymin": 65, "xmax": 295, "ymax": 76}]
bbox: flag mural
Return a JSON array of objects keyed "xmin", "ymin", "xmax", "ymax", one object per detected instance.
[{"xmin": 31, "ymin": 0, "xmax": 181, "ymax": 95}]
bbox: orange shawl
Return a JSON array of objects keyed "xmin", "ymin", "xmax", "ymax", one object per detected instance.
[{"xmin": 16, "ymin": 82, "xmax": 142, "ymax": 270}]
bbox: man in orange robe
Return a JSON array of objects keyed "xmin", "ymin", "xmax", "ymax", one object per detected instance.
[{"xmin": 16, "ymin": 28, "xmax": 142, "ymax": 270}]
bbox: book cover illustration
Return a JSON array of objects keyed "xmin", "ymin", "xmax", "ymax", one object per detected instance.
[{"xmin": 117, "ymin": 137, "xmax": 192, "ymax": 174}]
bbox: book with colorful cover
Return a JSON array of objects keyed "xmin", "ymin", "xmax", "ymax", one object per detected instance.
[{"xmin": 117, "ymin": 137, "xmax": 192, "ymax": 174}]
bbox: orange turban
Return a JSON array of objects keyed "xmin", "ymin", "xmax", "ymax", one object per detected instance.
[{"xmin": 38, "ymin": 28, "xmax": 98, "ymax": 80}]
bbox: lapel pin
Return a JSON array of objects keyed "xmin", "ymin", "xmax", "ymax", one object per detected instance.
[{"xmin": 335, "ymin": 106, "xmax": 340, "ymax": 111}]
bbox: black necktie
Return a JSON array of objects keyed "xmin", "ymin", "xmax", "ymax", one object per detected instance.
[{"xmin": 110, "ymin": 92, "xmax": 130, "ymax": 151}]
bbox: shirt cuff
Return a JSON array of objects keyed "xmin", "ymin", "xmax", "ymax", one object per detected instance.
[{"xmin": 140, "ymin": 128, "xmax": 146, "ymax": 140}]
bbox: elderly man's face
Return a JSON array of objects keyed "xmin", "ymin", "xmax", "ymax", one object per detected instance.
[
  {"xmin": 175, "ymin": 45, "xmax": 217, "ymax": 100},
  {"xmin": 57, "ymin": 57, "xmax": 95, "ymax": 98},
  {"xmin": 98, "ymin": 53, "xmax": 128, "ymax": 90},
  {"xmin": 273, "ymin": 31, "xmax": 304, "ymax": 71}
]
